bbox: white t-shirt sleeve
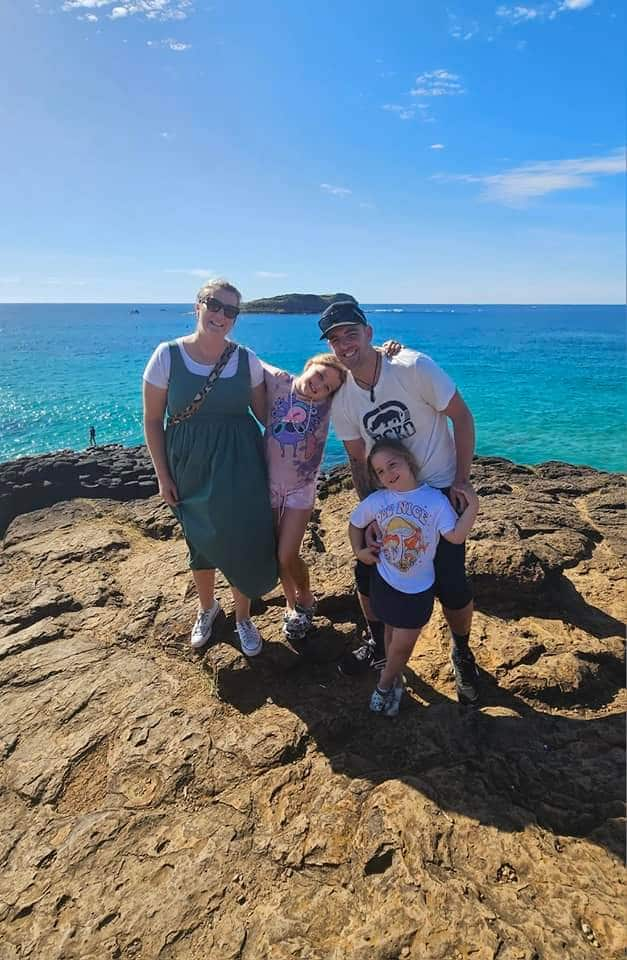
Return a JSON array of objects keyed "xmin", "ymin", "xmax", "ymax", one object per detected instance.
[
  {"xmin": 350, "ymin": 493, "xmax": 379, "ymax": 528},
  {"xmin": 246, "ymin": 349, "xmax": 264, "ymax": 388},
  {"xmin": 413, "ymin": 354, "xmax": 456, "ymax": 412},
  {"xmin": 143, "ymin": 342, "xmax": 171, "ymax": 390},
  {"xmin": 436, "ymin": 492, "xmax": 459, "ymax": 534},
  {"xmin": 331, "ymin": 388, "xmax": 361, "ymax": 442}
]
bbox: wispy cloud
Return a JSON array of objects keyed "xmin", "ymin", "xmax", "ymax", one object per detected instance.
[
  {"xmin": 447, "ymin": 11, "xmax": 480, "ymax": 40},
  {"xmin": 410, "ymin": 69, "xmax": 465, "ymax": 97},
  {"xmin": 496, "ymin": 5, "xmax": 540, "ymax": 23},
  {"xmin": 147, "ymin": 38, "xmax": 190, "ymax": 50},
  {"xmin": 61, "ymin": 0, "xmax": 192, "ymax": 21},
  {"xmin": 255, "ymin": 271, "xmax": 287, "ymax": 279},
  {"xmin": 435, "ymin": 148, "xmax": 625, "ymax": 205},
  {"xmin": 382, "ymin": 103, "xmax": 415, "ymax": 121},
  {"xmin": 165, "ymin": 268, "xmax": 214, "ymax": 278},
  {"xmin": 495, "ymin": 0, "xmax": 594, "ymax": 24},
  {"xmin": 430, "ymin": 143, "xmax": 445, "ymax": 150},
  {"xmin": 320, "ymin": 183, "xmax": 352, "ymax": 197},
  {"xmin": 0, "ymin": 276, "xmax": 22, "ymax": 284}
]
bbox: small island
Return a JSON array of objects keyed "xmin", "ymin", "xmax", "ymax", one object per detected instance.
[{"xmin": 240, "ymin": 292, "xmax": 357, "ymax": 314}]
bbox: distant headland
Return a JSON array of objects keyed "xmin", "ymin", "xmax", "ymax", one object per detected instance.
[{"xmin": 240, "ymin": 292, "xmax": 357, "ymax": 314}]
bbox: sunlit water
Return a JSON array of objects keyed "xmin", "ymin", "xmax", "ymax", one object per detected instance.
[{"xmin": 1, "ymin": 303, "xmax": 624, "ymax": 472}]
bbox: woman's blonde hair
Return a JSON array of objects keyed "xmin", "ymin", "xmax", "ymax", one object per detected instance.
[
  {"xmin": 367, "ymin": 437, "xmax": 419, "ymax": 490},
  {"xmin": 303, "ymin": 352, "xmax": 347, "ymax": 389},
  {"xmin": 196, "ymin": 278, "xmax": 243, "ymax": 305}
]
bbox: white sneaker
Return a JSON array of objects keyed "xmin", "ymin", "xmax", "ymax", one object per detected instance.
[
  {"xmin": 190, "ymin": 601, "xmax": 221, "ymax": 649},
  {"xmin": 236, "ymin": 618, "xmax": 263, "ymax": 657}
]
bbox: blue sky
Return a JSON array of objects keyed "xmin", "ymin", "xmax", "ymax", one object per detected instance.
[{"xmin": 1, "ymin": 0, "xmax": 624, "ymax": 303}]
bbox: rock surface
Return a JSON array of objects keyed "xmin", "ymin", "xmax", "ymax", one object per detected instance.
[
  {"xmin": 240, "ymin": 293, "xmax": 357, "ymax": 314},
  {"xmin": 0, "ymin": 454, "xmax": 625, "ymax": 959}
]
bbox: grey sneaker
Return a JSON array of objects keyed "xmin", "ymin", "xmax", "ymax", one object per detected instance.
[
  {"xmin": 236, "ymin": 618, "xmax": 263, "ymax": 657},
  {"xmin": 450, "ymin": 646, "xmax": 480, "ymax": 704},
  {"xmin": 190, "ymin": 601, "xmax": 221, "ymax": 649}
]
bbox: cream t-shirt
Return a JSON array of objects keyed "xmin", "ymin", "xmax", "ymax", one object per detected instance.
[{"xmin": 331, "ymin": 349, "xmax": 457, "ymax": 488}]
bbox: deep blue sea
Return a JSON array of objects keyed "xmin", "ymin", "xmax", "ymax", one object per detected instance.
[{"xmin": 1, "ymin": 303, "xmax": 624, "ymax": 472}]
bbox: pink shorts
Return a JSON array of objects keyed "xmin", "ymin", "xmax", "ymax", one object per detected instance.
[{"xmin": 269, "ymin": 481, "xmax": 317, "ymax": 516}]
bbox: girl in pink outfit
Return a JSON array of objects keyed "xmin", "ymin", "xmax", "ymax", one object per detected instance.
[
  {"xmin": 261, "ymin": 344, "xmax": 402, "ymax": 642},
  {"xmin": 261, "ymin": 353, "xmax": 345, "ymax": 641}
]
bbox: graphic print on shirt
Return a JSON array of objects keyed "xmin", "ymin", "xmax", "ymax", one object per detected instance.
[
  {"xmin": 270, "ymin": 394, "xmax": 322, "ymax": 459},
  {"xmin": 381, "ymin": 515, "xmax": 428, "ymax": 573},
  {"xmin": 362, "ymin": 400, "xmax": 417, "ymax": 442}
]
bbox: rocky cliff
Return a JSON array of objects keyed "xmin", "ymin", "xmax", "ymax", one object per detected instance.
[
  {"xmin": 0, "ymin": 450, "xmax": 625, "ymax": 959},
  {"xmin": 240, "ymin": 293, "xmax": 357, "ymax": 314}
]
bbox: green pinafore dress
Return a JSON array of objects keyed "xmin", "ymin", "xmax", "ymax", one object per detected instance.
[{"xmin": 165, "ymin": 342, "xmax": 277, "ymax": 598}]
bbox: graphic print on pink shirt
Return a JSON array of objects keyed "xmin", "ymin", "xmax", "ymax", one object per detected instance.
[{"xmin": 264, "ymin": 366, "xmax": 332, "ymax": 492}]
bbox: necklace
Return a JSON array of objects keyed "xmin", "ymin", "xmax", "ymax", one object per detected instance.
[{"xmin": 353, "ymin": 350, "xmax": 381, "ymax": 403}]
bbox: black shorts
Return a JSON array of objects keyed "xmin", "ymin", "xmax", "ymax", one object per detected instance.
[
  {"xmin": 355, "ymin": 538, "xmax": 472, "ymax": 612},
  {"xmin": 369, "ymin": 566, "xmax": 434, "ymax": 630}
]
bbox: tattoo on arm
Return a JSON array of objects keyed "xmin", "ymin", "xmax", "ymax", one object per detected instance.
[{"xmin": 349, "ymin": 456, "xmax": 372, "ymax": 501}]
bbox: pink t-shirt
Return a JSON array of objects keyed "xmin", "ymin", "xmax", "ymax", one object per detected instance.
[{"xmin": 263, "ymin": 365, "xmax": 332, "ymax": 493}]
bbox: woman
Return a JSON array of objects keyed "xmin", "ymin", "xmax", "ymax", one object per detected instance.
[{"xmin": 142, "ymin": 279, "xmax": 277, "ymax": 656}]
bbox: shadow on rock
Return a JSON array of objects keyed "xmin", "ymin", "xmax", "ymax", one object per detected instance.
[{"xmin": 207, "ymin": 619, "xmax": 626, "ymax": 864}]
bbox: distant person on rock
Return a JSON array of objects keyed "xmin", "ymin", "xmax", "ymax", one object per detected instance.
[
  {"xmin": 142, "ymin": 278, "xmax": 277, "ymax": 656},
  {"xmin": 319, "ymin": 299, "xmax": 481, "ymax": 705},
  {"xmin": 88, "ymin": 425, "xmax": 96, "ymax": 446},
  {"xmin": 349, "ymin": 438, "xmax": 478, "ymax": 716}
]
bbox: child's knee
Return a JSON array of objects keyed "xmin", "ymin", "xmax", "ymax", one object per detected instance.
[{"xmin": 278, "ymin": 547, "xmax": 300, "ymax": 575}]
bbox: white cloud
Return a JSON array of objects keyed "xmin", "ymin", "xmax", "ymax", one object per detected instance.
[
  {"xmin": 160, "ymin": 131, "xmax": 172, "ymax": 139},
  {"xmin": 448, "ymin": 12, "xmax": 479, "ymax": 40},
  {"xmin": 410, "ymin": 69, "xmax": 465, "ymax": 97},
  {"xmin": 496, "ymin": 5, "xmax": 540, "ymax": 22},
  {"xmin": 496, "ymin": 0, "xmax": 594, "ymax": 25},
  {"xmin": 255, "ymin": 271, "xmax": 287, "ymax": 279},
  {"xmin": 165, "ymin": 268, "xmax": 214, "ymax": 278},
  {"xmin": 0, "ymin": 276, "xmax": 22, "ymax": 284},
  {"xmin": 83, "ymin": 12, "xmax": 98, "ymax": 19},
  {"xmin": 62, "ymin": 0, "xmax": 193, "ymax": 22},
  {"xmin": 430, "ymin": 143, "xmax": 445, "ymax": 150},
  {"xmin": 147, "ymin": 37, "xmax": 190, "ymax": 50},
  {"xmin": 436, "ymin": 148, "xmax": 625, "ymax": 205},
  {"xmin": 382, "ymin": 103, "xmax": 414, "ymax": 120},
  {"xmin": 320, "ymin": 183, "xmax": 352, "ymax": 197}
]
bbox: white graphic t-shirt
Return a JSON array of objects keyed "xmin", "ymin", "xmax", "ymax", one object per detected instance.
[
  {"xmin": 331, "ymin": 349, "xmax": 457, "ymax": 488},
  {"xmin": 350, "ymin": 484, "xmax": 458, "ymax": 594}
]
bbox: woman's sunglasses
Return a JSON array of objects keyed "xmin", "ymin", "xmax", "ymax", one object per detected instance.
[{"xmin": 200, "ymin": 296, "xmax": 240, "ymax": 320}]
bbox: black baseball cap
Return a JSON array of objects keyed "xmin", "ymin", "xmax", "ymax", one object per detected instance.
[{"xmin": 318, "ymin": 300, "xmax": 368, "ymax": 340}]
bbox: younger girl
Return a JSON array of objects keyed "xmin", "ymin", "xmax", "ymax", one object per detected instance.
[
  {"xmin": 348, "ymin": 437, "xmax": 479, "ymax": 716},
  {"xmin": 263, "ymin": 343, "xmax": 402, "ymax": 642}
]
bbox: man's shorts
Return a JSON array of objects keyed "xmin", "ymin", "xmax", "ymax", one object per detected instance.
[
  {"xmin": 355, "ymin": 537, "xmax": 472, "ymax": 612},
  {"xmin": 370, "ymin": 566, "xmax": 434, "ymax": 630}
]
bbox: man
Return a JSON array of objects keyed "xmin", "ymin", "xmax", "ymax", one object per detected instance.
[{"xmin": 319, "ymin": 300, "xmax": 480, "ymax": 704}]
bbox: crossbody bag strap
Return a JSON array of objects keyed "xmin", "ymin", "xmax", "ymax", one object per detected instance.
[{"xmin": 167, "ymin": 341, "xmax": 239, "ymax": 427}]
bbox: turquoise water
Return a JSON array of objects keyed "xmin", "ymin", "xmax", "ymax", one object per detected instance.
[{"xmin": 1, "ymin": 303, "xmax": 624, "ymax": 471}]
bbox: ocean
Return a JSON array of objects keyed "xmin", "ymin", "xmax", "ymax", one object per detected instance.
[{"xmin": 0, "ymin": 303, "xmax": 624, "ymax": 472}]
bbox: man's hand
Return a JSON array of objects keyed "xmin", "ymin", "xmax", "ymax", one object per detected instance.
[
  {"xmin": 364, "ymin": 520, "xmax": 382, "ymax": 553},
  {"xmin": 382, "ymin": 340, "xmax": 403, "ymax": 357},
  {"xmin": 158, "ymin": 473, "xmax": 180, "ymax": 507},
  {"xmin": 448, "ymin": 481, "xmax": 469, "ymax": 513},
  {"xmin": 356, "ymin": 546, "xmax": 379, "ymax": 566}
]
